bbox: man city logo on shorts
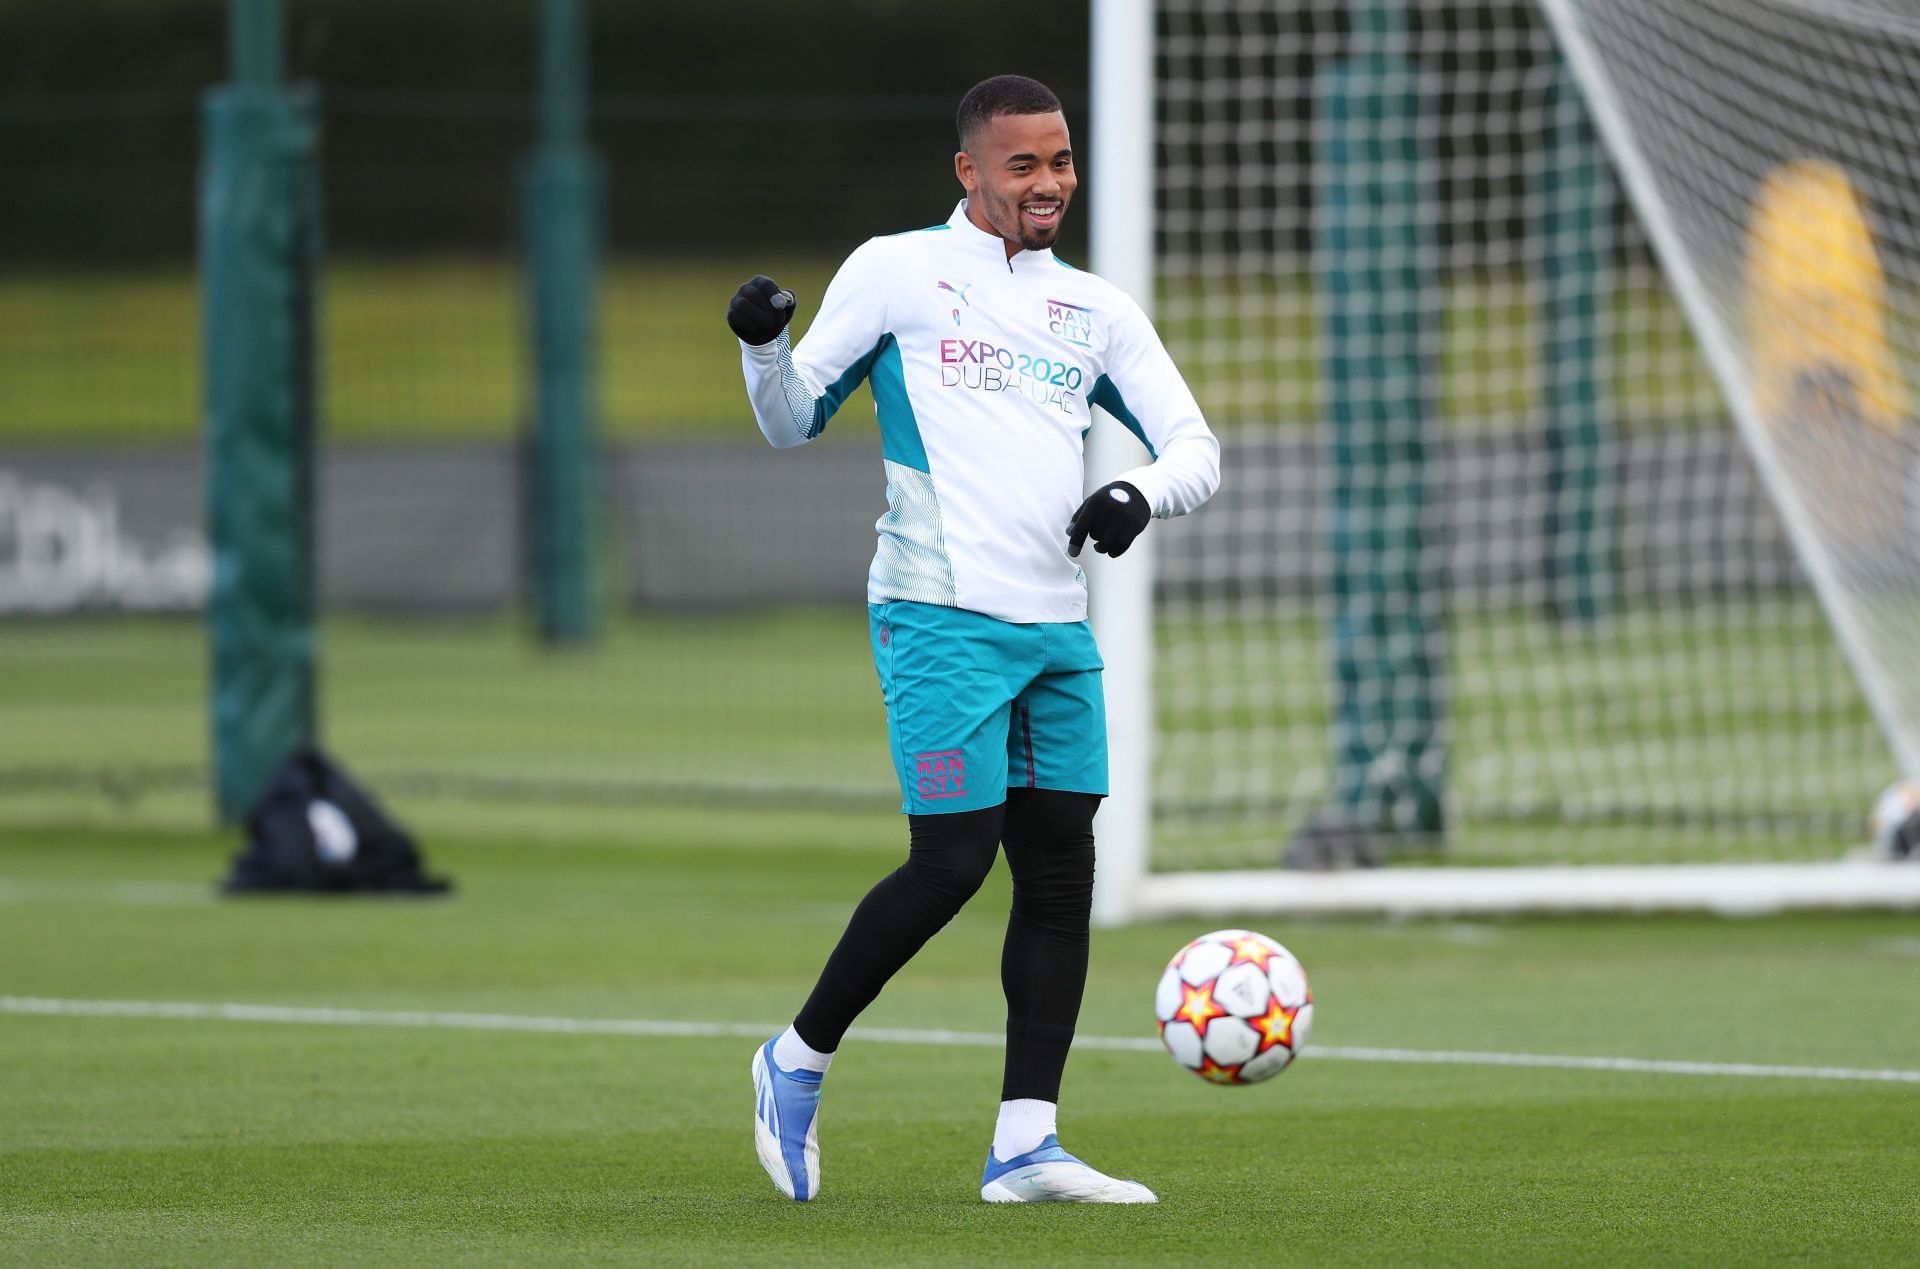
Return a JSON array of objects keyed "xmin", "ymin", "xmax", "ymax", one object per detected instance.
[
  {"xmin": 1046, "ymin": 299, "xmax": 1094, "ymax": 348},
  {"xmin": 914, "ymin": 749, "xmax": 966, "ymax": 800}
]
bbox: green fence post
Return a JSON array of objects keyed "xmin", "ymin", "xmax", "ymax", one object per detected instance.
[
  {"xmin": 524, "ymin": 0, "xmax": 603, "ymax": 644},
  {"xmin": 202, "ymin": 0, "xmax": 322, "ymax": 822},
  {"xmin": 1313, "ymin": 0, "xmax": 1446, "ymax": 840},
  {"xmin": 1540, "ymin": 67, "xmax": 1617, "ymax": 623}
]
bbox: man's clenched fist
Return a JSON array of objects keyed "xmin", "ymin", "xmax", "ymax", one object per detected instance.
[
  {"xmin": 728, "ymin": 275, "xmax": 797, "ymax": 346},
  {"xmin": 1066, "ymin": 481, "xmax": 1151, "ymax": 558}
]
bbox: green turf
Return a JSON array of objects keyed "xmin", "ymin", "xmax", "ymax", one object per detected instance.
[
  {"xmin": 1154, "ymin": 595, "xmax": 1895, "ymax": 866},
  {"xmin": 0, "ymin": 596, "xmax": 1890, "ymax": 865},
  {"xmin": 0, "ymin": 260, "xmax": 1724, "ymax": 443},
  {"xmin": 2, "ymin": 819, "xmax": 1918, "ymax": 1265},
  {"xmin": 0, "ymin": 609, "xmax": 892, "ymax": 808},
  {"xmin": 0, "ymin": 258, "xmax": 840, "ymax": 444}
]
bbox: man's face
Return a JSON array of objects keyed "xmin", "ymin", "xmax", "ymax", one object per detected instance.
[{"xmin": 955, "ymin": 111, "xmax": 1077, "ymax": 255}]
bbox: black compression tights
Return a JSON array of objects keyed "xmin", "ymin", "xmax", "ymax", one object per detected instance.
[{"xmin": 791, "ymin": 788, "xmax": 1099, "ymax": 1103}]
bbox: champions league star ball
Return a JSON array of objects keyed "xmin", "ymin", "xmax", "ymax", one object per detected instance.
[
  {"xmin": 1869, "ymin": 780, "xmax": 1920, "ymax": 861},
  {"xmin": 1154, "ymin": 929, "xmax": 1312, "ymax": 1085}
]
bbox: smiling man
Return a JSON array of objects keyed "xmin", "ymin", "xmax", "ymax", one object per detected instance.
[{"xmin": 729, "ymin": 74, "xmax": 1219, "ymax": 1206}]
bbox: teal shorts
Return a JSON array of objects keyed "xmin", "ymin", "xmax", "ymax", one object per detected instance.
[{"xmin": 869, "ymin": 601, "xmax": 1108, "ymax": 815}]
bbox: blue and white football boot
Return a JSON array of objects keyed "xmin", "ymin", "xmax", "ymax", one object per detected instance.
[
  {"xmin": 979, "ymin": 1134, "xmax": 1157, "ymax": 1204},
  {"xmin": 751, "ymin": 1037, "xmax": 823, "ymax": 1201}
]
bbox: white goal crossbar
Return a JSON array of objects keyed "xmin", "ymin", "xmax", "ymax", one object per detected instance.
[{"xmin": 1130, "ymin": 861, "xmax": 1920, "ymax": 919}]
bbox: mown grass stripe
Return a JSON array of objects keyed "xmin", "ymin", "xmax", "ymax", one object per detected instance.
[{"xmin": 6, "ymin": 994, "xmax": 1917, "ymax": 1085}]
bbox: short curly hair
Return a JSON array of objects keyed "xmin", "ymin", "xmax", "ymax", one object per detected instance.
[{"xmin": 956, "ymin": 75, "xmax": 1063, "ymax": 150}]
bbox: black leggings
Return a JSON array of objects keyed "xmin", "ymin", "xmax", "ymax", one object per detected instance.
[{"xmin": 792, "ymin": 787, "xmax": 1099, "ymax": 1103}]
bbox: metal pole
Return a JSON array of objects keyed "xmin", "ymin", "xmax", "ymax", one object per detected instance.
[
  {"xmin": 525, "ymin": 0, "xmax": 603, "ymax": 644},
  {"xmin": 229, "ymin": 0, "xmax": 282, "ymax": 90},
  {"xmin": 1314, "ymin": 0, "xmax": 1446, "ymax": 842},
  {"xmin": 204, "ymin": 0, "xmax": 321, "ymax": 820},
  {"xmin": 1088, "ymin": 0, "xmax": 1156, "ymax": 927},
  {"xmin": 539, "ymin": 0, "xmax": 585, "ymax": 146},
  {"xmin": 1540, "ymin": 68, "xmax": 1617, "ymax": 623}
]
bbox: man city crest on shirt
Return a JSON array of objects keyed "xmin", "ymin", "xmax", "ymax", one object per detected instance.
[{"xmin": 1045, "ymin": 298, "xmax": 1094, "ymax": 348}]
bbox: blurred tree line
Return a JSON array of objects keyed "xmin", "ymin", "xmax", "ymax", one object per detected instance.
[{"xmin": 0, "ymin": 0, "xmax": 1091, "ymax": 264}]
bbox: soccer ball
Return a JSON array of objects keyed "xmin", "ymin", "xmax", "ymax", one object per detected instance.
[
  {"xmin": 1154, "ymin": 929, "xmax": 1312, "ymax": 1085},
  {"xmin": 1869, "ymin": 779, "xmax": 1920, "ymax": 861}
]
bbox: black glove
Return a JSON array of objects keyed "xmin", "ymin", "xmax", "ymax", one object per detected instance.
[
  {"xmin": 1066, "ymin": 480, "xmax": 1151, "ymax": 558},
  {"xmin": 727, "ymin": 275, "xmax": 797, "ymax": 346}
]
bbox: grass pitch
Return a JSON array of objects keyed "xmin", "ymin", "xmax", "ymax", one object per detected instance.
[
  {"xmin": 0, "ymin": 259, "xmax": 1722, "ymax": 443},
  {"xmin": 0, "ymin": 602, "xmax": 1891, "ymax": 865},
  {"xmin": 4, "ymin": 813, "xmax": 1919, "ymax": 1265}
]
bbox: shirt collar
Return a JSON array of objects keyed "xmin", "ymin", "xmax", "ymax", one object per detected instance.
[{"xmin": 947, "ymin": 199, "xmax": 1053, "ymax": 268}]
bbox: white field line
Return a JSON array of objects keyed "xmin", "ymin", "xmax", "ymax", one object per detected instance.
[
  {"xmin": 4, "ymin": 995, "xmax": 1918, "ymax": 1086},
  {"xmin": 0, "ymin": 879, "xmax": 213, "ymax": 906}
]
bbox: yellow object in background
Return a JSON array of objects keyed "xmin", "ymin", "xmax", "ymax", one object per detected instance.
[{"xmin": 1745, "ymin": 158, "xmax": 1909, "ymax": 433}]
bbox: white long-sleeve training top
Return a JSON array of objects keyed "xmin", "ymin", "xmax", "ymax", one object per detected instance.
[{"xmin": 740, "ymin": 200, "xmax": 1221, "ymax": 624}]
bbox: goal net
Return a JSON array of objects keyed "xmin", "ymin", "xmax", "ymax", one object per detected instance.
[{"xmin": 1104, "ymin": 0, "xmax": 1920, "ymax": 912}]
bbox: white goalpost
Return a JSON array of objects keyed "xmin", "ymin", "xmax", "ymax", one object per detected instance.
[
  {"xmin": 1088, "ymin": 0, "xmax": 1920, "ymax": 920},
  {"xmin": 1087, "ymin": 0, "xmax": 1159, "ymax": 927}
]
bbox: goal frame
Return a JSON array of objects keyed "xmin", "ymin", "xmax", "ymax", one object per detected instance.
[{"xmin": 1085, "ymin": 0, "xmax": 1920, "ymax": 923}]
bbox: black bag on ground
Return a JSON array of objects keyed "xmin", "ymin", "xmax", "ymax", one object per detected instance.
[{"xmin": 222, "ymin": 747, "xmax": 452, "ymax": 895}]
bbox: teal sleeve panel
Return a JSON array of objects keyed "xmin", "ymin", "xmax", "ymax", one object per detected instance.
[
  {"xmin": 809, "ymin": 333, "xmax": 887, "ymax": 439},
  {"xmin": 1088, "ymin": 374, "xmax": 1158, "ymax": 460},
  {"xmin": 868, "ymin": 335, "xmax": 929, "ymax": 472}
]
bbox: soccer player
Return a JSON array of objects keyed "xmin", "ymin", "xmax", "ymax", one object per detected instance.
[{"xmin": 730, "ymin": 74, "xmax": 1219, "ymax": 1205}]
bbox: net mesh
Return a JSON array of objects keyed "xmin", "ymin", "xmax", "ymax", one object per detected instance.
[
  {"xmin": 4, "ymin": 2, "xmax": 1911, "ymax": 866},
  {"xmin": 1148, "ymin": 0, "xmax": 1911, "ymax": 867},
  {"xmin": 1552, "ymin": 0, "xmax": 1920, "ymax": 773}
]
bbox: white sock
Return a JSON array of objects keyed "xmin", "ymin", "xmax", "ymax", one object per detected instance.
[
  {"xmin": 993, "ymin": 1099, "xmax": 1058, "ymax": 1159},
  {"xmin": 772, "ymin": 1024, "xmax": 833, "ymax": 1075}
]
